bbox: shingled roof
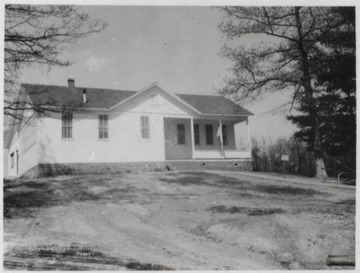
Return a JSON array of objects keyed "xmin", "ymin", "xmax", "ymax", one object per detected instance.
[
  {"xmin": 22, "ymin": 83, "xmax": 253, "ymax": 116},
  {"xmin": 22, "ymin": 84, "xmax": 136, "ymax": 109},
  {"xmin": 178, "ymin": 94, "xmax": 253, "ymax": 116}
]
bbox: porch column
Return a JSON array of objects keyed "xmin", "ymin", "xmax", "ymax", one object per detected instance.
[
  {"xmin": 246, "ymin": 117, "xmax": 252, "ymax": 158},
  {"xmin": 219, "ymin": 119, "xmax": 225, "ymax": 158},
  {"xmin": 190, "ymin": 118, "xmax": 195, "ymax": 159}
]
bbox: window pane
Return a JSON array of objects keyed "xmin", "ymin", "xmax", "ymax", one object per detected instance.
[
  {"xmin": 194, "ymin": 124, "xmax": 200, "ymax": 145},
  {"xmin": 141, "ymin": 128, "xmax": 146, "ymax": 139},
  {"xmin": 68, "ymin": 113, "xmax": 72, "ymax": 126},
  {"xmin": 98, "ymin": 115, "xmax": 109, "ymax": 139},
  {"xmin": 62, "ymin": 112, "xmax": 73, "ymax": 139},
  {"xmin": 140, "ymin": 116, "xmax": 150, "ymax": 140},
  {"xmin": 205, "ymin": 124, "xmax": 213, "ymax": 145},
  {"xmin": 222, "ymin": 125, "xmax": 228, "ymax": 146},
  {"xmin": 177, "ymin": 123, "xmax": 185, "ymax": 145}
]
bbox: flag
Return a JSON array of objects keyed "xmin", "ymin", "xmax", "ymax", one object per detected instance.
[{"xmin": 217, "ymin": 124, "xmax": 223, "ymax": 144}]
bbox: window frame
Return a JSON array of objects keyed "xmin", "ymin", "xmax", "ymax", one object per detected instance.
[
  {"xmin": 140, "ymin": 116, "xmax": 150, "ymax": 140},
  {"xmin": 177, "ymin": 123, "xmax": 186, "ymax": 145},
  {"xmin": 62, "ymin": 112, "xmax": 73, "ymax": 139},
  {"xmin": 98, "ymin": 114, "xmax": 109, "ymax": 140},
  {"xmin": 205, "ymin": 124, "xmax": 214, "ymax": 145}
]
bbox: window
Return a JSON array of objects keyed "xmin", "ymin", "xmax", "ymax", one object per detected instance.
[
  {"xmin": 222, "ymin": 125, "xmax": 228, "ymax": 146},
  {"xmin": 177, "ymin": 123, "xmax": 186, "ymax": 145},
  {"xmin": 140, "ymin": 116, "xmax": 150, "ymax": 140},
  {"xmin": 10, "ymin": 153, "xmax": 14, "ymax": 168},
  {"xmin": 99, "ymin": 115, "xmax": 109, "ymax": 139},
  {"xmin": 62, "ymin": 112, "xmax": 73, "ymax": 139},
  {"xmin": 194, "ymin": 124, "xmax": 200, "ymax": 145},
  {"xmin": 21, "ymin": 116, "xmax": 37, "ymax": 153},
  {"xmin": 205, "ymin": 124, "xmax": 213, "ymax": 145}
]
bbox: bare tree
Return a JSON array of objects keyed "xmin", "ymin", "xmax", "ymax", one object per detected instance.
[
  {"xmin": 4, "ymin": 5, "xmax": 108, "ymax": 120},
  {"xmin": 218, "ymin": 7, "xmax": 349, "ymax": 179}
]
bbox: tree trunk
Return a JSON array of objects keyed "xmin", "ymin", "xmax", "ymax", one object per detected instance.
[
  {"xmin": 315, "ymin": 157, "xmax": 327, "ymax": 180},
  {"xmin": 294, "ymin": 7, "xmax": 328, "ymax": 179}
]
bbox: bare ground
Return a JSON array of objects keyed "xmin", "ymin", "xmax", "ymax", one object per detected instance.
[{"xmin": 3, "ymin": 171, "xmax": 355, "ymax": 270}]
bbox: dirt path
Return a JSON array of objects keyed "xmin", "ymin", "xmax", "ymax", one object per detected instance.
[{"xmin": 4, "ymin": 172, "xmax": 355, "ymax": 270}]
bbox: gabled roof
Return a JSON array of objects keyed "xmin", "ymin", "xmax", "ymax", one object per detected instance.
[{"xmin": 22, "ymin": 83, "xmax": 253, "ymax": 116}]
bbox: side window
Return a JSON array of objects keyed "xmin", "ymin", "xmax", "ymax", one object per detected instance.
[
  {"xmin": 177, "ymin": 123, "xmax": 186, "ymax": 145},
  {"xmin": 205, "ymin": 124, "xmax": 213, "ymax": 145},
  {"xmin": 194, "ymin": 124, "xmax": 200, "ymax": 145},
  {"xmin": 62, "ymin": 112, "xmax": 73, "ymax": 139},
  {"xmin": 140, "ymin": 116, "xmax": 150, "ymax": 140},
  {"xmin": 99, "ymin": 115, "xmax": 109, "ymax": 139}
]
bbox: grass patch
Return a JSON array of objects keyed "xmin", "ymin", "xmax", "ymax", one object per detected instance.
[
  {"xmin": 336, "ymin": 199, "xmax": 355, "ymax": 205},
  {"xmin": 214, "ymin": 178, "xmax": 247, "ymax": 187},
  {"xmin": 181, "ymin": 172, "xmax": 243, "ymax": 183},
  {"xmin": 295, "ymin": 202, "xmax": 355, "ymax": 216},
  {"xmin": 209, "ymin": 205, "xmax": 286, "ymax": 216},
  {"xmin": 4, "ymin": 175, "xmax": 134, "ymax": 218},
  {"xmin": 162, "ymin": 172, "xmax": 249, "ymax": 189},
  {"xmin": 160, "ymin": 176, "xmax": 211, "ymax": 186},
  {"xmin": 256, "ymin": 185, "xmax": 322, "ymax": 196},
  {"xmin": 6, "ymin": 243, "xmax": 173, "ymax": 270},
  {"xmin": 126, "ymin": 261, "xmax": 172, "ymax": 270}
]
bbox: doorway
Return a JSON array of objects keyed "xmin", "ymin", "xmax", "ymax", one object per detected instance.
[{"xmin": 163, "ymin": 118, "xmax": 192, "ymax": 160}]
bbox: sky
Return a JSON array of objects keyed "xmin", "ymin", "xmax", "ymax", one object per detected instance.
[{"xmin": 18, "ymin": 5, "xmax": 297, "ymax": 141}]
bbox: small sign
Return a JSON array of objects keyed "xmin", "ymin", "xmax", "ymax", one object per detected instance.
[{"xmin": 281, "ymin": 155, "xmax": 289, "ymax": 161}]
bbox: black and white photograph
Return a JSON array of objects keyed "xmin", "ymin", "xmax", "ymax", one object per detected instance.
[{"xmin": 2, "ymin": 0, "xmax": 356, "ymax": 270}]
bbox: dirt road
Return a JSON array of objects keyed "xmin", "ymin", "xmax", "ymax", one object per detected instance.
[{"xmin": 4, "ymin": 171, "xmax": 355, "ymax": 270}]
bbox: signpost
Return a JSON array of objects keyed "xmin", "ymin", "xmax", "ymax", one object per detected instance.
[{"xmin": 281, "ymin": 155, "xmax": 289, "ymax": 174}]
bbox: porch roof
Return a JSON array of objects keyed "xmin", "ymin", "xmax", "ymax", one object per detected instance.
[{"xmin": 178, "ymin": 94, "xmax": 253, "ymax": 116}]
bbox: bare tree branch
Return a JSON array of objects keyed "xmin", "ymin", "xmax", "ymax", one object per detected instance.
[{"xmin": 4, "ymin": 4, "xmax": 108, "ymax": 122}]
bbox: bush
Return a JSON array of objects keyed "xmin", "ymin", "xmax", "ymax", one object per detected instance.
[
  {"xmin": 251, "ymin": 136, "xmax": 355, "ymax": 178},
  {"xmin": 251, "ymin": 136, "xmax": 316, "ymax": 177}
]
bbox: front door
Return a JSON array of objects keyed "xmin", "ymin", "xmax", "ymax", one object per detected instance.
[{"xmin": 164, "ymin": 118, "xmax": 192, "ymax": 160}]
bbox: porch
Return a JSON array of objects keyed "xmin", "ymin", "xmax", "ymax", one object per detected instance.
[{"xmin": 163, "ymin": 117, "xmax": 252, "ymax": 160}]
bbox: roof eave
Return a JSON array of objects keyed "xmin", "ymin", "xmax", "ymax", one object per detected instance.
[
  {"xmin": 199, "ymin": 112, "xmax": 254, "ymax": 117},
  {"xmin": 107, "ymin": 82, "xmax": 203, "ymax": 115}
]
